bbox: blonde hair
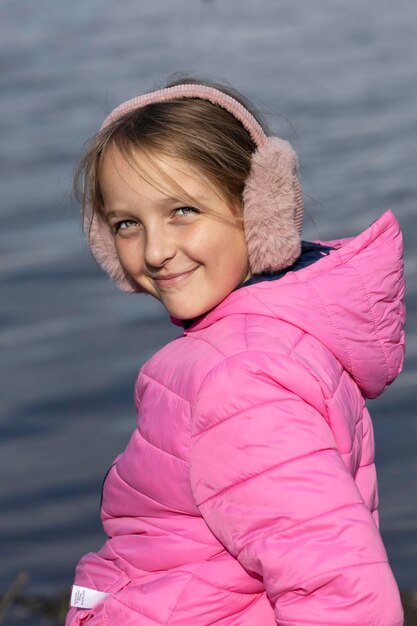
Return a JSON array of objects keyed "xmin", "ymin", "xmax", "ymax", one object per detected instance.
[{"xmin": 74, "ymin": 76, "xmax": 269, "ymax": 230}]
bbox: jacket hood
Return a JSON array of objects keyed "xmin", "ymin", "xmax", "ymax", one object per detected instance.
[{"xmin": 182, "ymin": 210, "xmax": 406, "ymax": 399}]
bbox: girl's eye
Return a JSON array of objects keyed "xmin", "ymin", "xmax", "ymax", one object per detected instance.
[
  {"xmin": 113, "ymin": 219, "xmax": 138, "ymax": 233},
  {"xmin": 174, "ymin": 206, "xmax": 198, "ymax": 217}
]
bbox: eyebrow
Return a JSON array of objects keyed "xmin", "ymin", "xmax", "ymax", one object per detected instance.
[
  {"xmin": 103, "ymin": 195, "xmax": 207, "ymax": 219},
  {"xmin": 103, "ymin": 198, "xmax": 178, "ymax": 217},
  {"xmin": 103, "ymin": 210, "xmax": 126, "ymax": 220}
]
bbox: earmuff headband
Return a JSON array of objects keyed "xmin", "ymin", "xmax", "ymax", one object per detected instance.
[{"xmin": 100, "ymin": 84, "xmax": 268, "ymax": 149}]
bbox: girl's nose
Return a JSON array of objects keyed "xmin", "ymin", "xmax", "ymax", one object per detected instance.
[{"xmin": 143, "ymin": 227, "xmax": 176, "ymax": 268}]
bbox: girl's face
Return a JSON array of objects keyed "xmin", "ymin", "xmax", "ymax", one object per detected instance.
[{"xmin": 99, "ymin": 147, "xmax": 251, "ymax": 320}]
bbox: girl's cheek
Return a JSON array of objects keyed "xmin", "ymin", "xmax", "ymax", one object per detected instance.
[{"xmin": 116, "ymin": 239, "xmax": 143, "ymax": 270}]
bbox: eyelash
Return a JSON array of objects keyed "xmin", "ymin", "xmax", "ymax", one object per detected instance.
[
  {"xmin": 113, "ymin": 207, "xmax": 199, "ymax": 233},
  {"xmin": 113, "ymin": 219, "xmax": 138, "ymax": 233},
  {"xmin": 175, "ymin": 206, "xmax": 199, "ymax": 217}
]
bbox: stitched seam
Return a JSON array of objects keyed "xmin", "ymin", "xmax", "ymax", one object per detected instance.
[
  {"xmin": 109, "ymin": 595, "xmax": 165, "ymax": 624},
  {"xmin": 276, "ymin": 561, "xmax": 396, "ymax": 626},
  {"xmin": 340, "ymin": 402, "xmax": 363, "ymax": 457},
  {"xmin": 331, "ymin": 368, "xmax": 345, "ymax": 393},
  {"xmin": 243, "ymin": 313, "xmax": 305, "ymax": 359},
  {"xmin": 99, "ymin": 542, "xmax": 138, "ymax": 577},
  {"xmin": 140, "ymin": 372, "xmax": 191, "ymax": 403},
  {"xmin": 193, "ymin": 352, "xmax": 247, "ymax": 403},
  {"xmin": 198, "ymin": 447, "xmax": 336, "ymax": 506},
  {"xmin": 187, "ymin": 572, "xmax": 259, "ymax": 595},
  {"xmin": 330, "ymin": 402, "xmax": 364, "ymax": 457},
  {"xmin": 84, "ymin": 570, "xmax": 100, "ymax": 589},
  {"xmin": 287, "ymin": 330, "xmax": 306, "ymax": 355},
  {"xmin": 351, "ymin": 265, "xmax": 393, "ymax": 381},
  {"xmin": 192, "ymin": 396, "xmax": 303, "ymax": 438},
  {"xmin": 165, "ymin": 564, "xmax": 206, "ymax": 625},
  {"xmin": 245, "ymin": 288, "xmax": 288, "ymax": 322},
  {"xmin": 305, "ymin": 279, "xmax": 355, "ymax": 375},
  {"xmin": 137, "ymin": 428, "xmax": 187, "ymax": 463},
  {"xmin": 100, "ymin": 504, "xmax": 112, "ymax": 518},
  {"xmin": 356, "ymin": 460, "xmax": 375, "ymax": 469},
  {"xmin": 113, "ymin": 464, "xmax": 192, "ymax": 515},
  {"xmin": 287, "ymin": 352, "xmax": 331, "ymax": 421},
  {"xmin": 130, "ymin": 518, "xmax": 217, "ymax": 548},
  {"xmin": 184, "ymin": 333, "xmax": 228, "ymax": 357},
  {"xmin": 244, "ymin": 314, "xmax": 248, "ymax": 351},
  {"xmin": 237, "ymin": 502, "xmax": 363, "ymax": 556},
  {"xmin": 193, "ymin": 349, "xmax": 312, "ymax": 407},
  {"xmin": 101, "ymin": 602, "xmax": 107, "ymax": 626},
  {"xmin": 280, "ymin": 558, "xmax": 389, "ymax": 594},
  {"xmin": 232, "ymin": 593, "xmax": 265, "ymax": 620},
  {"xmin": 292, "ymin": 352, "xmax": 331, "ymax": 399},
  {"xmin": 289, "ymin": 334, "xmax": 357, "ymax": 416},
  {"xmin": 134, "ymin": 384, "xmax": 141, "ymax": 408}
]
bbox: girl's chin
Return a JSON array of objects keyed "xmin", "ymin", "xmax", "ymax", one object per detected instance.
[
  {"xmin": 139, "ymin": 278, "xmax": 238, "ymax": 321},
  {"xmin": 164, "ymin": 305, "xmax": 208, "ymax": 321},
  {"xmin": 161, "ymin": 296, "xmax": 218, "ymax": 321}
]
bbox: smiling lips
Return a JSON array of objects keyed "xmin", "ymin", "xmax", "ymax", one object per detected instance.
[{"xmin": 153, "ymin": 267, "xmax": 199, "ymax": 288}]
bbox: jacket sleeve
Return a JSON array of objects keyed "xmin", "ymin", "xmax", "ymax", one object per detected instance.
[{"xmin": 189, "ymin": 351, "xmax": 404, "ymax": 626}]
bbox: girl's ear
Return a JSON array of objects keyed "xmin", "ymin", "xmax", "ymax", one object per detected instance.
[{"xmin": 243, "ymin": 137, "xmax": 303, "ymax": 275}]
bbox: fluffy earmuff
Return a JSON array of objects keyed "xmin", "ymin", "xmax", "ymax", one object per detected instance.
[{"xmin": 244, "ymin": 136, "xmax": 303, "ymax": 274}]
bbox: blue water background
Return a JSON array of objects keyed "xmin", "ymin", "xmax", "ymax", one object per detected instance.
[{"xmin": 0, "ymin": 0, "xmax": 416, "ymax": 603}]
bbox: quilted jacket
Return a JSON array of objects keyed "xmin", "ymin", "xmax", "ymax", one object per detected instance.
[{"xmin": 66, "ymin": 210, "xmax": 405, "ymax": 626}]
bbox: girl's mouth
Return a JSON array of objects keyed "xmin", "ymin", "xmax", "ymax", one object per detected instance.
[{"xmin": 153, "ymin": 267, "xmax": 198, "ymax": 289}]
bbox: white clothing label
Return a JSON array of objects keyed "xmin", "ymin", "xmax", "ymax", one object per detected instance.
[{"xmin": 71, "ymin": 585, "xmax": 109, "ymax": 609}]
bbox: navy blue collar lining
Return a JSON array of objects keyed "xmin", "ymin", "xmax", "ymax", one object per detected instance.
[{"xmin": 238, "ymin": 240, "xmax": 335, "ymax": 289}]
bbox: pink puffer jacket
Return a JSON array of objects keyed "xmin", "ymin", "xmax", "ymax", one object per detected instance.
[{"xmin": 66, "ymin": 210, "xmax": 405, "ymax": 626}]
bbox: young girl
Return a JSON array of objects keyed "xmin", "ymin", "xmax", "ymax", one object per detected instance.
[{"xmin": 66, "ymin": 77, "xmax": 405, "ymax": 625}]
